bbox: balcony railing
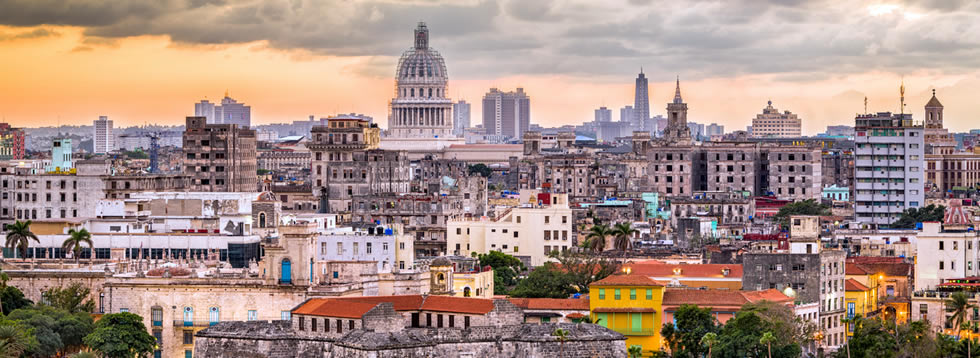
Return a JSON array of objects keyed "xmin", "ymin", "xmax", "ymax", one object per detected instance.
[
  {"xmin": 608, "ymin": 327, "xmax": 657, "ymax": 336},
  {"xmin": 172, "ymin": 320, "xmax": 218, "ymax": 327}
]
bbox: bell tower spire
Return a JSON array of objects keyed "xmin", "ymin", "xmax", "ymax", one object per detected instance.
[{"xmin": 414, "ymin": 22, "xmax": 429, "ymax": 50}]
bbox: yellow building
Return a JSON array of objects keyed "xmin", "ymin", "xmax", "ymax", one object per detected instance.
[
  {"xmin": 844, "ymin": 278, "xmax": 874, "ymax": 336},
  {"xmin": 452, "ymin": 269, "xmax": 494, "ymax": 299},
  {"xmin": 589, "ymin": 274, "xmax": 664, "ymax": 353}
]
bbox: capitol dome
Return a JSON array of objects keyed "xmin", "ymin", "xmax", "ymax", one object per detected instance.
[
  {"xmin": 388, "ymin": 22, "xmax": 454, "ymax": 139},
  {"xmin": 395, "ymin": 23, "xmax": 448, "ymax": 85}
]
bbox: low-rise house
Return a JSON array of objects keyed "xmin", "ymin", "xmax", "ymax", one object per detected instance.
[{"xmin": 507, "ymin": 298, "xmax": 590, "ymax": 323}]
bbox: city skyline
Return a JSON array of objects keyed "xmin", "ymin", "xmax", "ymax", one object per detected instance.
[{"xmin": 1, "ymin": 1, "xmax": 980, "ymax": 133}]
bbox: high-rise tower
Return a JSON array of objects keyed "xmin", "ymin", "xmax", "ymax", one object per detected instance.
[
  {"xmin": 633, "ymin": 70, "xmax": 650, "ymax": 131},
  {"xmin": 93, "ymin": 116, "xmax": 114, "ymax": 154},
  {"xmin": 663, "ymin": 77, "xmax": 690, "ymax": 141},
  {"xmin": 388, "ymin": 22, "xmax": 453, "ymax": 138}
]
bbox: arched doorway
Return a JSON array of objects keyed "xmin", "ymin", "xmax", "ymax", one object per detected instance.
[{"xmin": 463, "ymin": 287, "xmax": 471, "ymax": 297}]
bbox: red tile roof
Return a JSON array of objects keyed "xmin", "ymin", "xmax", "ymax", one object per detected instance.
[
  {"xmin": 662, "ymin": 289, "xmax": 792, "ymax": 309},
  {"xmin": 590, "ymin": 274, "xmax": 664, "ymax": 287},
  {"xmin": 845, "ymin": 279, "xmax": 870, "ymax": 292},
  {"xmin": 420, "ymin": 295, "xmax": 495, "ymax": 315},
  {"xmin": 507, "ymin": 298, "xmax": 590, "ymax": 310},
  {"xmin": 566, "ymin": 313, "xmax": 586, "ymax": 319},
  {"xmin": 292, "ymin": 299, "xmax": 380, "ymax": 319},
  {"xmin": 325, "ymin": 294, "xmax": 496, "ymax": 315},
  {"xmin": 626, "ymin": 263, "xmax": 743, "ymax": 279}
]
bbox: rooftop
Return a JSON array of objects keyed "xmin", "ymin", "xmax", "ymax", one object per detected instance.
[{"xmin": 590, "ymin": 274, "xmax": 663, "ymax": 287}]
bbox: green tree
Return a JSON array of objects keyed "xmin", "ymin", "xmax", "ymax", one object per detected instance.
[
  {"xmin": 83, "ymin": 312, "xmax": 156, "ymax": 358},
  {"xmin": 833, "ymin": 317, "xmax": 942, "ymax": 358},
  {"xmin": 0, "ymin": 321, "xmax": 37, "ymax": 358},
  {"xmin": 760, "ymin": 332, "xmax": 776, "ymax": 358},
  {"xmin": 4, "ymin": 220, "xmax": 39, "ymax": 259},
  {"xmin": 547, "ymin": 250, "xmax": 619, "ymax": 293},
  {"xmin": 740, "ymin": 300, "xmax": 816, "ymax": 349},
  {"xmin": 585, "ymin": 224, "xmax": 611, "ymax": 253},
  {"xmin": 467, "ymin": 163, "xmax": 492, "ymax": 178},
  {"xmin": 8, "ymin": 305, "xmax": 94, "ymax": 356},
  {"xmin": 122, "ymin": 150, "xmax": 148, "ymax": 160},
  {"xmin": 772, "ymin": 199, "xmax": 829, "ymax": 228},
  {"xmin": 948, "ymin": 291, "xmax": 976, "ymax": 340},
  {"xmin": 714, "ymin": 311, "xmax": 801, "ymax": 358},
  {"xmin": 701, "ymin": 332, "xmax": 719, "ymax": 358},
  {"xmin": 661, "ymin": 304, "xmax": 716, "ymax": 357},
  {"xmin": 891, "ymin": 204, "xmax": 946, "ymax": 229},
  {"xmin": 477, "ymin": 251, "xmax": 525, "ymax": 295},
  {"xmin": 0, "ymin": 285, "xmax": 32, "ymax": 315},
  {"xmin": 43, "ymin": 282, "xmax": 96, "ymax": 314},
  {"xmin": 62, "ymin": 228, "xmax": 94, "ymax": 264},
  {"xmin": 509, "ymin": 263, "xmax": 575, "ymax": 298},
  {"xmin": 627, "ymin": 344, "xmax": 643, "ymax": 358},
  {"xmin": 553, "ymin": 327, "xmax": 569, "ymax": 357},
  {"xmin": 610, "ymin": 222, "xmax": 635, "ymax": 253}
]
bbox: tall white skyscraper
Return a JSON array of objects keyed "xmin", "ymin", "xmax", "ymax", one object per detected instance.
[
  {"xmin": 594, "ymin": 106, "xmax": 612, "ymax": 123},
  {"xmin": 453, "ymin": 100, "xmax": 471, "ymax": 136},
  {"xmin": 93, "ymin": 116, "xmax": 113, "ymax": 154},
  {"xmin": 620, "ymin": 105, "xmax": 634, "ymax": 123},
  {"xmin": 195, "ymin": 93, "xmax": 251, "ymax": 127},
  {"xmin": 195, "ymin": 100, "xmax": 216, "ymax": 124},
  {"xmin": 633, "ymin": 70, "xmax": 650, "ymax": 130}
]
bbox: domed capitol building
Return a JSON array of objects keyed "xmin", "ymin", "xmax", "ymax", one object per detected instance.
[{"xmin": 387, "ymin": 22, "xmax": 454, "ymax": 139}]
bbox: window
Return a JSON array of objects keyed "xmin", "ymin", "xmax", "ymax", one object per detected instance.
[
  {"xmin": 646, "ymin": 289, "xmax": 653, "ymax": 300},
  {"xmin": 248, "ymin": 310, "xmax": 257, "ymax": 321},
  {"xmin": 299, "ymin": 317, "xmax": 305, "ymax": 331},
  {"xmin": 614, "ymin": 289, "xmax": 621, "ymax": 300},
  {"xmin": 598, "ymin": 289, "xmax": 605, "ymax": 299},
  {"xmin": 630, "ymin": 289, "xmax": 636, "ymax": 300},
  {"xmin": 281, "ymin": 311, "xmax": 291, "ymax": 320},
  {"xmin": 940, "ymin": 241, "xmax": 944, "ymax": 250},
  {"xmin": 183, "ymin": 330, "xmax": 194, "ymax": 345}
]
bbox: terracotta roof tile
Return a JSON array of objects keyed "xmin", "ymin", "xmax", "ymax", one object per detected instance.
[
  {"xmin": 292, "ymin": 298, "xmax": 380, "ymax": 319},
  {"xmin": 566, "ymin": 313, "xmax": 586, "ymax": 319},
  {"xmin": 331, "ymin": 295, "xmax": 425, "ymax": 311},
  {"xmin": 845, "ymin": 279, "xmax": 870, "ymax": 292},
  {"xmin": 590, "ymin": 274, "xmax": 664, "ymax": 287},
  {"xmin": 420, "ymin": 295, "xmax": 497, "ymax": 315},
  {"xmin": 507, "ymin": 298, "xmax": 590, "ymax": 310},
  {"xmin": 663, "ymin": 289, "xmax": 792, "ymax": 309},
  {"xmin": 626, "ymin": 263, "xmax": 743, "ymax": 278}
]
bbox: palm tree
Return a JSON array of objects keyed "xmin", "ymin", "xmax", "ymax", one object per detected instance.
[
  {"xmin": 962, "ymin": 321, "xmax": 975, "ymax": 358},
  {"xmin": 947, "ymin": 291, "xmax": 976, "ymax": 340},
  {"xmin": 627, "ymin": 345, "xmax": 642, "ymax": 358},
  {"xmin": 700, "ymin": 332, "xmax": 718, "ymax": 358},
  {"xmin": 585, "ymin": 224, "xmax": 610, "ymax": 253},
  {"xmin": 840, "ymin": 316, "xmax": 856, "ymax": 358},
  {"xmin": 62, "ymin": 228, "xmax": 93, "ymax": 264},
  {"xmin": 552, "ymin": 327, "xmax": 569, "ymax": 357},
  {"xmin": 611, "ymin": 222, "xmax": 636, "ymax": 253},
  {"xmin": 760, "ymin": 331, "xmax": 776, "ymax": 358},
  {"xmin": 4, "ymin": 220, "xmax": 38, "ymax": 260},
  {"xmin": 0, "ymin": 324, "xmax": 31, "ymax": 357}
]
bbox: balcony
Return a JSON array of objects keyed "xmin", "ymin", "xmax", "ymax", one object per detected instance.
[
  {"xmin": 609, "ymin": 327, "xmax": 657, "ymax": 336},
  {"xmin": 172, "ymin": 320, "xmax": 218, "ymax": 327}
]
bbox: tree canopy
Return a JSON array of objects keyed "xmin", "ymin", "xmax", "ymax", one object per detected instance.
[
  {"xmin": 509, "ymin": 263, "xmax": 576, "ymax": 298},
  {"xmin": 772, "ymin": 199, "xmax": 830, "ymax": 228},
  {"xmin": 42, "ymin": 282, "xmax": 96, "ymax": 314},
  {"xmin": 547, "ymin": 250, "xmax": 620, "ymax": 293},
  {"xmin": 7, "ymin": 305, "xmax": 94, "ymax": 356},
  {"xmin": 662, "ymin": 304, "xmax": 718, "ymax": 357},
  {"xmin": 476, "ymin": 251, "xmax": 525, "ymax": 295},
  {"xmin": 0, "ymin": 285, "xmax": 33, "ymax": 315},
  {"xmin": 891, "ymin": 204, "xmax": 946, "ymax": 229},
  {"xmin": 467, "ymin": 163, "xmax": 492, "ymax": 178},
  {"xmin": 83, "ymin": 312, "xmax": 156, "ymax": 358}
]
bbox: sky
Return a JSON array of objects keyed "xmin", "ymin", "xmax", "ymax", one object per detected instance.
[{"xmin": 1, "ymin": 0, "xmax": 980, "ymax": 134}]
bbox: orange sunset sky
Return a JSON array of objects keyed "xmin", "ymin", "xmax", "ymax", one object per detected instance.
[{"xmin": 1, "ymin": 0, "xmax": 979, "ymax": 134}]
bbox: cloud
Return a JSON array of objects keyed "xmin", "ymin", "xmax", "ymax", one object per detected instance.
[
  {"xmin": 0, "ymin": 27, "xmax": 59, "ymax": 41},
  {"xmin": 1, "ymin": 0, "xmax": 980, "ymax": 80}
]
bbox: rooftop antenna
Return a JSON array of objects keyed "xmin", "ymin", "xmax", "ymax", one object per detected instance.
[
  {"xmin": 864, "ymin": 96, "xmax": 868, "ymax": 115},
  {"xmin": 899, "ymin": 78, "xmax": 906, "ymax": 116}
]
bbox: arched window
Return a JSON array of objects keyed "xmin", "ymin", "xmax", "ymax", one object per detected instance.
[
  {"xmin": 209, "ymin": 307, "xmax": 220, "ymax": 326},
  {"xmin": 183, "ymin": 307, "xmax": 193, "ymax": 326},
  {"xmin": 437, "ymin": 273, "xmax": 445, "ymax": 284},
  {"xmin": 259, "ymin": 212, "xmax": 266, "ymax": 228},
  {"xmin": 463, "ymin": 287, "xmax": 471, "ymax": 297}
]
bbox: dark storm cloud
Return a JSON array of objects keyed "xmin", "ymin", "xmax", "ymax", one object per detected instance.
[{"xmin": 2, "ymin": 0, "xmax": 980, "ymax": 80}]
